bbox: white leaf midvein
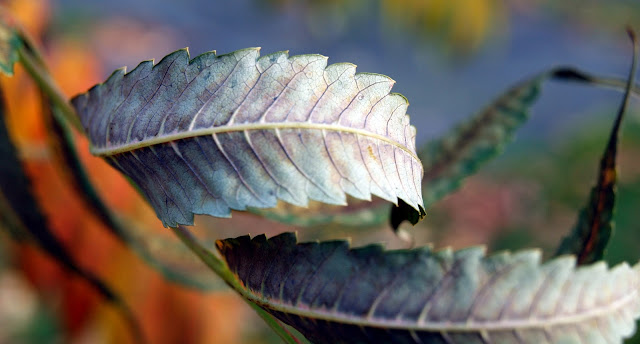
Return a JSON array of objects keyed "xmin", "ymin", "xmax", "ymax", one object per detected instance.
[
  {"xmin": 91, "ymin": 123, "xmax": 418, "ymax": 162},
  {"xmin": 246, "ymin": 288, "xmax": 638, "ymax": 333}
]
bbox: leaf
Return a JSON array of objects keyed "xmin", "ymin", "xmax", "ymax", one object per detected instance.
[
  {"xmin": 554, "ymin": 30, "xmax": 638, "ymax": 265},
  {"xmin": 0, "ymin": 89, "xmax": 145, "ymax": 343},
  {"xmin": 217, "ymin": 232, "xmax": 640, "ymax": 344},
  {"xmin": 419, "ymin": 73, "xmax": 544, "ymax": 208},
  {"xmin": 0, "ymin": 11, "xmax": 21, "ymax": 76},
  {"xmin": 71, "ymin": 48, "xmax": 424, "ymax": 227}
]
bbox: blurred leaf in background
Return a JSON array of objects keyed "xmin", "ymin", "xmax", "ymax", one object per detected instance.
[
  {"xmin": 487, "ymin": 117, "xmax": 640, "ymax": 265},
  {"xmin": 413, "ymin": 115, "xmax": 640, "ymax": 264}
]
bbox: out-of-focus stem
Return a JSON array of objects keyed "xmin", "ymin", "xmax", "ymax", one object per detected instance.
[{"xmin": 17, "ymin": 47, "xmax": 85, "ymax": 135}]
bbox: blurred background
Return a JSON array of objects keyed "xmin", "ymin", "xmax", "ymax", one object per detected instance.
[{"xmin": 1, "ymin": 0, "xmax": 640, "ymax": 343}]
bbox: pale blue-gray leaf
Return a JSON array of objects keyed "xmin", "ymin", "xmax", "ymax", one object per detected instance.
[{"xmin": 72, "ymin": 48, "xmax": 423, "ymax": 227}]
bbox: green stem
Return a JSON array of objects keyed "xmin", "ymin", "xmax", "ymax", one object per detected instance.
[
  {"xmin": 170, "ymin": 226, "xmax": 235, "ymax": 284},
  {"xmin": 17, "ymin": 47, "xmax": 85, "ymax": 135},
  {"xmin": 551, "ymin": 67, "xmax": 640, "ymax": 98},
  {"xmin": 171, "ymin": 225, "xmax": 303, "ymax": 344},
  {"xmin": 249, "ymin": 303, "xmax": 305, "ymax": 344}
]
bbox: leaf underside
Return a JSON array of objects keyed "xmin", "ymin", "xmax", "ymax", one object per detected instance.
[
  {"xmin": 217, "ymin": 233, "xmax": 640, "ymax": 344},
  {"xmin": 72, "ymin": 48, "xmax": 424, "ymax": 227}
]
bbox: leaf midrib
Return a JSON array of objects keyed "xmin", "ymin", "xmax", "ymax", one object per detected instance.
[
  {"xmin": 91, "ymin": 122, "xmax": 419, "ymax": 162},
  {"xmin": 247, "ymin": 288, "xmax": 637, "ymax": 333}
]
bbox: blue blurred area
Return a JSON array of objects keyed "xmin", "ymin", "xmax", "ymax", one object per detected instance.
[{"xmin": 52, "ymin": 0, "xmax": 637, "ymax": 144}]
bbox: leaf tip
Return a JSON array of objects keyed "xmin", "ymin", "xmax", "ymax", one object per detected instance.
[
  {"xmin": 391, "ymin": 92, "xmax": 409, "ymax": 106},
  {"xmin": 110, "ymin": 66, "xmax": 128, "ymax": 80},
  {"xmin": 626, "ymin": 26, "xmax": 637, "ymax": 45},
  {"xmin": 389, "ymin": 199, "xmax": 426, "ymax": 232},
  {"xmin": 214, "ymin": 240, "xmax": 223, "ymax": 250}
]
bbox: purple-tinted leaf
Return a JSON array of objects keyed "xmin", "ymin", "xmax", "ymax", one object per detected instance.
[
  {"xmin": 72, "ymin": 48, "xmax": 424, "ymax": 227},
  {"xmin": 218, "ymin": 232, "xmax": 640, "ymax": 344}
]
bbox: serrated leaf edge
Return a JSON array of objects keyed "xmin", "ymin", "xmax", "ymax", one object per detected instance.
[{"xmin": 219, "ymin": 234, "xmax": 640, "ymax": 335}]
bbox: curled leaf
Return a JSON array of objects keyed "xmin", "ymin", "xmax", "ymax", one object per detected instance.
[
  {"xmin": 217, "ymin": 232, "xmax": 640, "ymax": 344},
  {"xmin": 72, "ymin": 48, "xmax": 424, "ymax": 227},
  {"xmin": 554, "ymin": 30, "xmax": 638, "ymax": 265}
]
